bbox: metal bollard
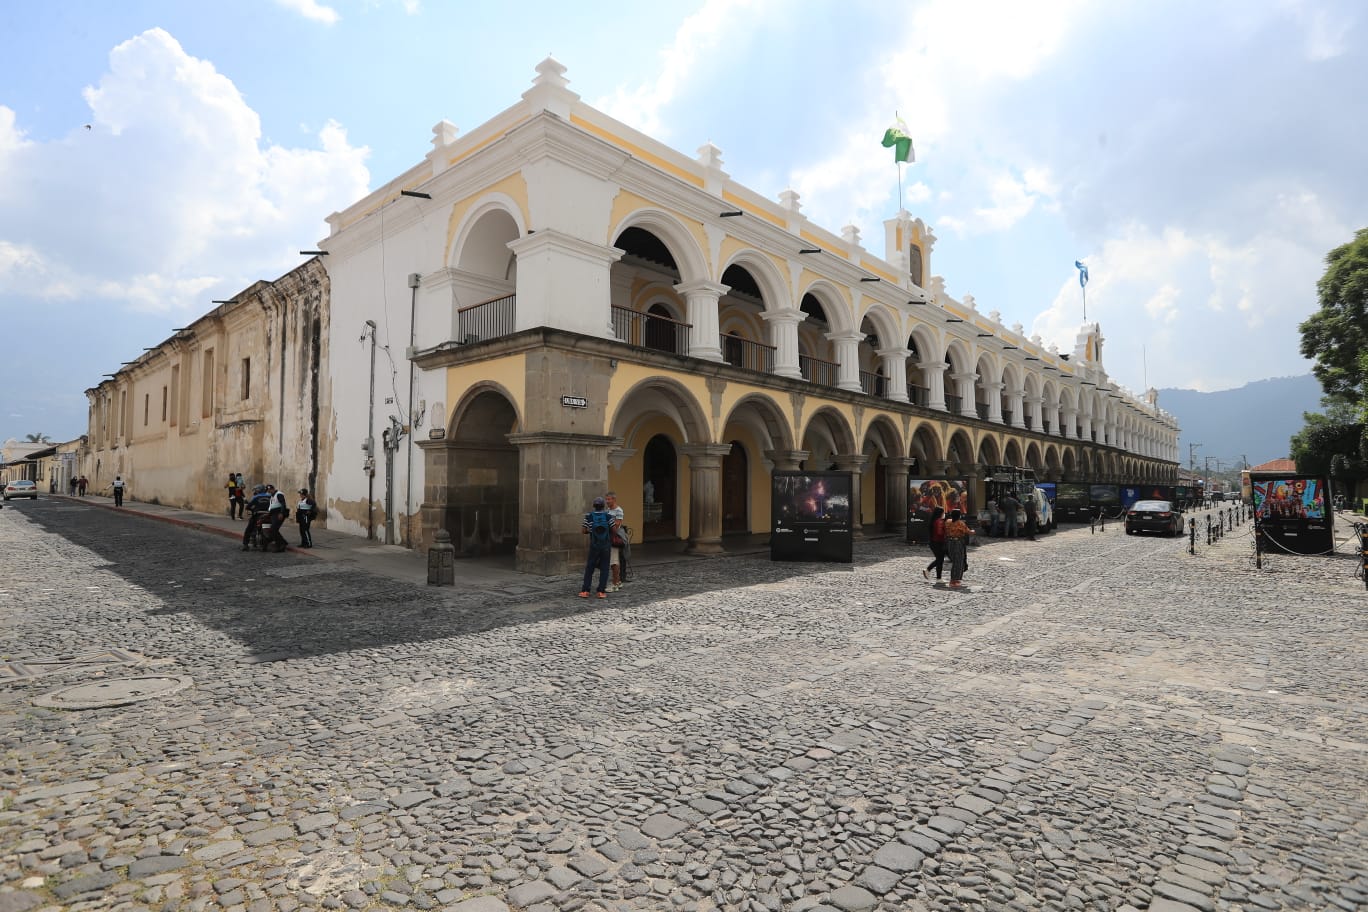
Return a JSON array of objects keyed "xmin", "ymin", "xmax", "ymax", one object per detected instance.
[
  {"xmin": 1189, "ymin": 517, "xmax": 1196, "ymax": 555},
  {"xmin": 427, "ymin": 529, "xmax": 456, "ymax": 586},
  {"xmin": 1206, "ymin": 515, "xmax": 1213, "ymax": 545}
]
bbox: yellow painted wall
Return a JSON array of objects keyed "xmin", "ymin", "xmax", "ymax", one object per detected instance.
[
  {"xmin": 717, "ymin": 421, "xmax": 772, "ymax": 534},
  {"xmin": 608, "ymin": 413, "xmax": 691, "ymax": 540},
  {"xmin": 445, "ymin": 173, "xmax": 531, "ymax": 266},
  {"xmin": 444, "ymin": 355, "xmax": 527, "ymax": 429},
  {"xmin": 607, "ymin": 190, "xmax": 711, "ymax": 271}
]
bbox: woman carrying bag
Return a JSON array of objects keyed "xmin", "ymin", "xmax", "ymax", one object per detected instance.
[{"xmin": 944, "ymin": 509, "xmax": 972, "ymax": 589}]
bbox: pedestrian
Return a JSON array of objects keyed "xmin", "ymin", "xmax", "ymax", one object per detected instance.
[
  {"xmin": 68, "ymin": 476, "xmax": 77, "ymax": 496},
  {"xmin": 945, "ymin": 508, "xmax": 972, "ymax": 588},
  {"xmin": 242, "ymin": 485, "xmax": 272, "ymax": 550},
  {"xmin": 1001, "ymin": 491, "xmax": 1020, "ymax": 538},
  {"xmin": 111, "ymin": 475, "xmax": 126, "ymax": 507},
  {"xmin": 264, "ymin": 486, "xmax": 290, "ymax": 552},
  {"xmin": 579, "ymin": 495, "xmax": 617, "ymax": 599},
  {"xmin": 922, "ymin": 507, "xmax": 947, "ymax": 582},
  {"xmin": 985, "ymin": 497, "xmax": 1000, "ymax": 537},
  {"xmin": 78, "ymin": 475, "xmax": 88, "ymax": 496},
  {"xmin": 605, "ymin": 490, "xmax": 628, "ymax": 590},
  {"xmin": 295, "ymin": 488, "xmax": 317, "ymax": 548},
  {"xmin": 1023, "ymin": 492, "xmax": 1038, "ymax": 541},
  {"xmin": 226, "ymin": 473, "xmax": 240, "ymax": 519}
]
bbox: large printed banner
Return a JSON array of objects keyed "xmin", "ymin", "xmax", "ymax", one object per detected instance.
[
  {"xmin": 772, "ymin": 472, "xmax": 852, "ymax": 562},
  {"xmin": 1250, "ymin": 474, "xmax": 1332, "ymax": 555},
  {"xmin": 1055, "ymin": 483, "xmax": 1091, "ymax": 522},
  {"xmin": 908, "ymin": 478, "xmax": 974, "ymax": 520}
]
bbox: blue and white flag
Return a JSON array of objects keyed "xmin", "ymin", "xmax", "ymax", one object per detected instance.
[{"xmin": 1075, "ymin": 260, "xmax": 1089, "ymax": 288}]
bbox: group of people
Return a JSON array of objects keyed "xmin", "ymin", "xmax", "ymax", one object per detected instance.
[
  {"xmin": 228, "ymin": 473, "xmax": 317, "ymax": 552},
  {"xmin": 579, "ymin": 491, "xmax": 632, "ymax": 598},
  {"xmin": 982, "ymin": 492, "xmax": 1038, "ymax": 540},
  {"xmin": 922, "ymin": 507, "xmax": 973, "ymax": 588},
  {"xmin": 65, "ymin": 476, "xmax": 91, "ymax": 497}
]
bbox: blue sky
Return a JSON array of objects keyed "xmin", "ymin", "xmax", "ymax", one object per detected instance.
[{"xmin": 2, "ymin": 0, "xmax": 1365, "ymax": 445}]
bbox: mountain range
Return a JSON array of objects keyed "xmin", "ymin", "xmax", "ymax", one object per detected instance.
[{"xmin": 1157, "ymin": 373, "xmax": 1323, "ymax": 473}]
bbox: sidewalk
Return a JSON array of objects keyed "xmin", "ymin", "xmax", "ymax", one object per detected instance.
[{"xmin": 41, "ymin": 494, "xmax": 800, "ymax": 587}]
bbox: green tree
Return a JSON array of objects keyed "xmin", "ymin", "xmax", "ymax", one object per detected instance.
[
  {"xmin": 1300, "ymin": 227, "xmax": 1368, "ymax": 405},
  {"xmin": 1290, "ymin": 413, "xmax": 1365, "ymax": 478},
  {"xmin": 23, "ymin": 432, "xmax": 51, "ymax": 443}
]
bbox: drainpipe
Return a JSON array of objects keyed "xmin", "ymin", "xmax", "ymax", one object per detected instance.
[
  {"xmin": 365, "ymin": 320, "xmax": 377, "ymax": 540},
  {"xmin": 405, "ymin": 272, "xmax": 421, "ymax": 546}
]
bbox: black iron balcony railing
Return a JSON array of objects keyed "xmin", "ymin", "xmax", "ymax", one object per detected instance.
[
  {"xmin": 799, "ymin": 353, "xmax": 839, "ymax": 387},
  {"xmin": 1043, "ymin": 420, "xmax": 1052, "ymax": 434},
  {"xmin": 859, "ymin": 370, "xmax": 886, "ymax": 397},
  {"xmin": 612, "ymin": 305, "xmax": 690, "ymax": 355},
  {"xmin": 909, "ymin": 385, "xmax": 929, "ymax": 407},
  {"xmin": 976, "ymin": 402, "xmax": 990, "ymax": 420},
  {"xmin": 945, "ymin": 394, "xmax": 963, "ymax": 414},
  {"xmin": 721, "ymin": 333, "xmax": 775, "ymax": 373},
  {"xmin": 457, "ymin": 293, "xmax": 515, "ymax": 343},
  {"xmin": 1001, "ymin": 410, "xmax": 1013, "ymax": 426}
]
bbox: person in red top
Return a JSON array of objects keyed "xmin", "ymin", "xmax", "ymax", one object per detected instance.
[
  {"xmin": 922, "ymin": 507, "xmax": 947, "ymax": 582},
  {"xmin": 945, "ymin": 509, "xmax": 973, "ymax": 588}
]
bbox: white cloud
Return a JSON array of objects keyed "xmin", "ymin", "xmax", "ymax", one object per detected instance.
[
  {"xmin": 0, "ymin": 28, "xmax": 370, "ymax": 316},
  {"xmin": 596, "ymin": 0, "xmax": 772, "ymax": 139},
  {"xmin": 939, "ymin": 166, "xmax": 1060, "ymax": 235},
  {"xmin": 274, "ymin": 0, "xmax": 340, "ymax": 24}
]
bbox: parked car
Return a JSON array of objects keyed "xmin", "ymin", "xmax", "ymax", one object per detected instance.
[
  {"xmin": 2, "ymin": 479, "xmax": 38, "ymax": 501},
  {"xmin": 1125, "ymin": 499, "xmax": 1183, "ymax": 536}
]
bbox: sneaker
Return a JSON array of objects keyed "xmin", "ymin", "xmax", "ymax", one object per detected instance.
[
  {"xmin": 597, "ymin": 591, "xmax": 607, "ymax": 599},
  {"xmin": 578, "ymin": 591, "xmax": 590, "ymax": 599},
  {"xmin": 922, "ymin": 569, "xmax": 929, "ymax": 580}
]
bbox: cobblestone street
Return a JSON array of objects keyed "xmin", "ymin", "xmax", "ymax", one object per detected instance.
[{"xmin": 1, "ymin": 499, "xmax": 1365, "ymax": 912}]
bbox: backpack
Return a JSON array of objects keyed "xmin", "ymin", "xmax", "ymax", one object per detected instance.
[{"xmin": 587, "ymin": 510, "xmax": 613, "ymax": 549}]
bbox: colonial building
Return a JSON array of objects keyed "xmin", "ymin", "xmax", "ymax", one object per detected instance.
[
  {"xmin": 85, "ymin": 259, "xmax": 329, "ymax": 510},
  {"xmin": 317, "ymin": 59, "xmax": 1178, "ymax": 574}
]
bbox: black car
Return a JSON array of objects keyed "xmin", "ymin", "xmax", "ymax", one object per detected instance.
[{"xmin": 1126, "ymin": 499, "xmax": 1183, "ymax": 536}]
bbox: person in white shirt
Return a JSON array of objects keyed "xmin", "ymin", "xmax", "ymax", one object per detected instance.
[{"xmin": 111, "ymin": 475, "xmax": 126, "ymax": 507}]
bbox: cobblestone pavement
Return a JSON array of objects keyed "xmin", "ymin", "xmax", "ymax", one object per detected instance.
[{"xmin": 1, "ymin": 498, "xmax": 1364, "ymax": 912}]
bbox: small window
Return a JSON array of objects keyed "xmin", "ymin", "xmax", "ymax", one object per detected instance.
[
  {"xmin": 161, "ymin": 386, "xmax": 168, "ymax": 422},
  {"xmin": 144, "ymin": 393, "xmax": 149, "ymax": 427},
  {"xmin": 241, "ymin": 357, "xmax": 251, "ymax": 400},
  {"xmin": 202, "ymin": 348, "xmax": 215, "ymax": 417}
]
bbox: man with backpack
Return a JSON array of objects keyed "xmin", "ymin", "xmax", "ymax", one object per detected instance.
[{"xmin": 579, "ymin": 496, "xmax": 619, "ymax": 599}]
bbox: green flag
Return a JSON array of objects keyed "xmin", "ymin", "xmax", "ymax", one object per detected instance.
[{"xmin": 881, "ymin": 117, "xmax": 914, "ymax": 164}]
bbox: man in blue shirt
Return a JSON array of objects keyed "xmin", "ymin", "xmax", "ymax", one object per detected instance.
[{"xmin": 579, "ymin": 496, "xmax": 619, "ymax": 599}]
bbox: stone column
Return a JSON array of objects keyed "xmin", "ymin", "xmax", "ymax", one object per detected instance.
[
  {"xmin": 827, "ymin": 330, "xmax": 865, "ymax": 392},
  {"xmin": 508, "ymin": 431, "xmax": 616, "ymax": 575},
  {"xmin": 986, "ymin": 381, "xmax": 1005, "ymax": 423},
  {"xmin": 878, "ymin": 348, "xmax": 911, "ymax": 402},
  {"xmin": 763, "ymin": 449, "xmax": 810, "ymax": 472},
  {"xmin": 675, "ymin": 280, "xmax": 729, "ymax": 363},
  {"xmin": 949, "ymin": 372, "xmax": 979, "ymax": 418},
  {"xmin": 761, "ymin": 308, "xmax": 804, "ymax": 379},
  {"xmin": 1008, "ymin": 387, "xmax": 1027, "ymax": 429},
  {"xmin": 920, "ymin": 361, "xmax": 947, "ymax": 411},
  {"xmin": 832, "ymin": 454, "xmax": 870, "ymax": 538},
  {"xmin": 1027, "ymin": 395, "xmax": 1044, "ymax": 433},
  {"xmin": 884, "ymin": 456, "xmax": 916, "ymax": 532},
  {"xmin": 1061, "ymin": 407, "xmax": 1078, "ymax": 440},
  {"xmin": 679, "ymin": 443, "xmax": 732, "ymax": 554},
  {"xmin": 506, "ymin": 230, "xmax": 623, "ymax": 337}
]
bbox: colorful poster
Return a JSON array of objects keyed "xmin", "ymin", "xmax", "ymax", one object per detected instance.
[
  {"xmin": 1252, "ymin": 478, "xmax": 1325, "ymax": 521},
  {"xmin": 907, "ymin": 478, "xmax": 974, "ymax": 520},
  {"xmin": 773, "ymin": 473, "xmax": 851, "ymax": 524}
]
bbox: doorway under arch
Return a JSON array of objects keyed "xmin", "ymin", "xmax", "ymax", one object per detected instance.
[
  {"xmin": 642, "ymin": 434, "xmax": 678, "ymax": 541},
  {"xmin": 721, "ymin": 440, "xmax": 749, "ymax": 534}
]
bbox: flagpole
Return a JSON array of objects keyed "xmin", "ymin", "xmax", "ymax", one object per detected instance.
[
  {"xmin": 897, "ymin": 161, "xmax": 903, "ymax": 212},
  {"xmin": 1083, "ymin": 284, "xmax": 1087, "ymax": 322}
]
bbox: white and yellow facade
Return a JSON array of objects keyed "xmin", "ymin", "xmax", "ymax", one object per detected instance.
[{"xmin": 318, "ymin": 59, "xmax": 1179, "ymax": 574}]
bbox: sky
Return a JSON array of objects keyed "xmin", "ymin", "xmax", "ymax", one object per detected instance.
[{"xmin": 2, "ymin": 0, "xmax": 1365, "ymax": 445}]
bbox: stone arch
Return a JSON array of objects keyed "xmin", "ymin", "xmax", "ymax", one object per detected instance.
[
  {"xmin": 1003, "ymin": 438, "xmax": 1024, "ymax": 467},
  {"xmin": 610, "ymin": 208, "xmax": 710, "ymax": 284},
  {"xmin": 1062, "ymin": 447, "xmax": 1077, "ymax": 477},
  {"xmin": 862, "ymin": 414, "xmax": 904, "ymax": 459},
  {"xmin": 1025, "ymin": 441, "xmax": 1043, "ymax": 473},
  {"xmin": 718, "ymin": 249, "xmax": 789, "ymax": 314},
  {"xmin": 440, "ymin": 384, "xmax": 522, "ymax": 556},
  {"xmin": 909, "ymin": 422, "xmax": 943, "ymax": 472},
  {"xmin": 946, "ymin": 428, "xmax": 974, "ymax": 470},
  {"xmin": 609, "ymin": 376, "xmax": 711, "ymax": 445},
  {"xmin": 976, "ymin": 433, "xmax": 1001, "ymax": 466},
  {"xmin": 862, "ymin": 414, "xmax": 904, "ymax": 529},
  {"xmin": 798, "ymin": 279, "xmax": 856, "ymax": 335},
  {"xmin": 799, "ymin": 407, "xmax": 856, "ymax": 468},
  {"xmin": 720, "ymin": 393, "xmax": 795, "ymax": 453},
  {"xmin": 449, "ymin": 195, "xmax": 527, "ymax": 278}
]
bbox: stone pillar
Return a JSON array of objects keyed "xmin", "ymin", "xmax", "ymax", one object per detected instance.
[
  {"xmin": 878, "ymin": 348, "xmax": 911, "ymax": 402},
  {"xmin": 884, "ymin": 456, "xmax": 916, "ymax": 532},
  {"xmin": 675, "ymin": 280, "xmax": 728, "ymax": 363},
  {"xmin": 827, "ymin": 330, "xmax": 864, "ymax": 392},
  {"xmin": 764, "ymin": 448, "xmax": 809, "ymax": 472},
  {"xmin": 949, "ymin": 372, "xmax": 978, "ymax": 418},
  {"xmin": 1062, "ymin": 408, "xmax": 1078, "ymax": 440},
  {"xmin": 986, "ymin": 381, "xmax": 1005, "ymax": 423},
  {"xmin": 506, "ymin": 230, "xmax": 623, "ymax": 337},
  {"xmin": 761, "ymin": 308, "xmax": 804, "ymax": 379},
  {"xmin": 1080, "ymin": 411, "xmax": 1094, "ymax": 442},
  {"xmin": 832, "ymin": 454, "xmax": 870, "ymax": 538},
  {"xmin": 508, "ymin": 431, "xmax": 616, "ymax": 575},
  {"xmin": 1027, "ymin": 395, "xmax": 1044, "ymax": 433},
  {"xmin": 679, "ymin": 443, "xmax": 732, "ymax": 554},
  {"xmin": 920, "ymin": 361, "xmax": 947, "ymax": 411},
  {"xmin": 1008, "ymin": 387, "xmax": 1026, "ymax": 429}
]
